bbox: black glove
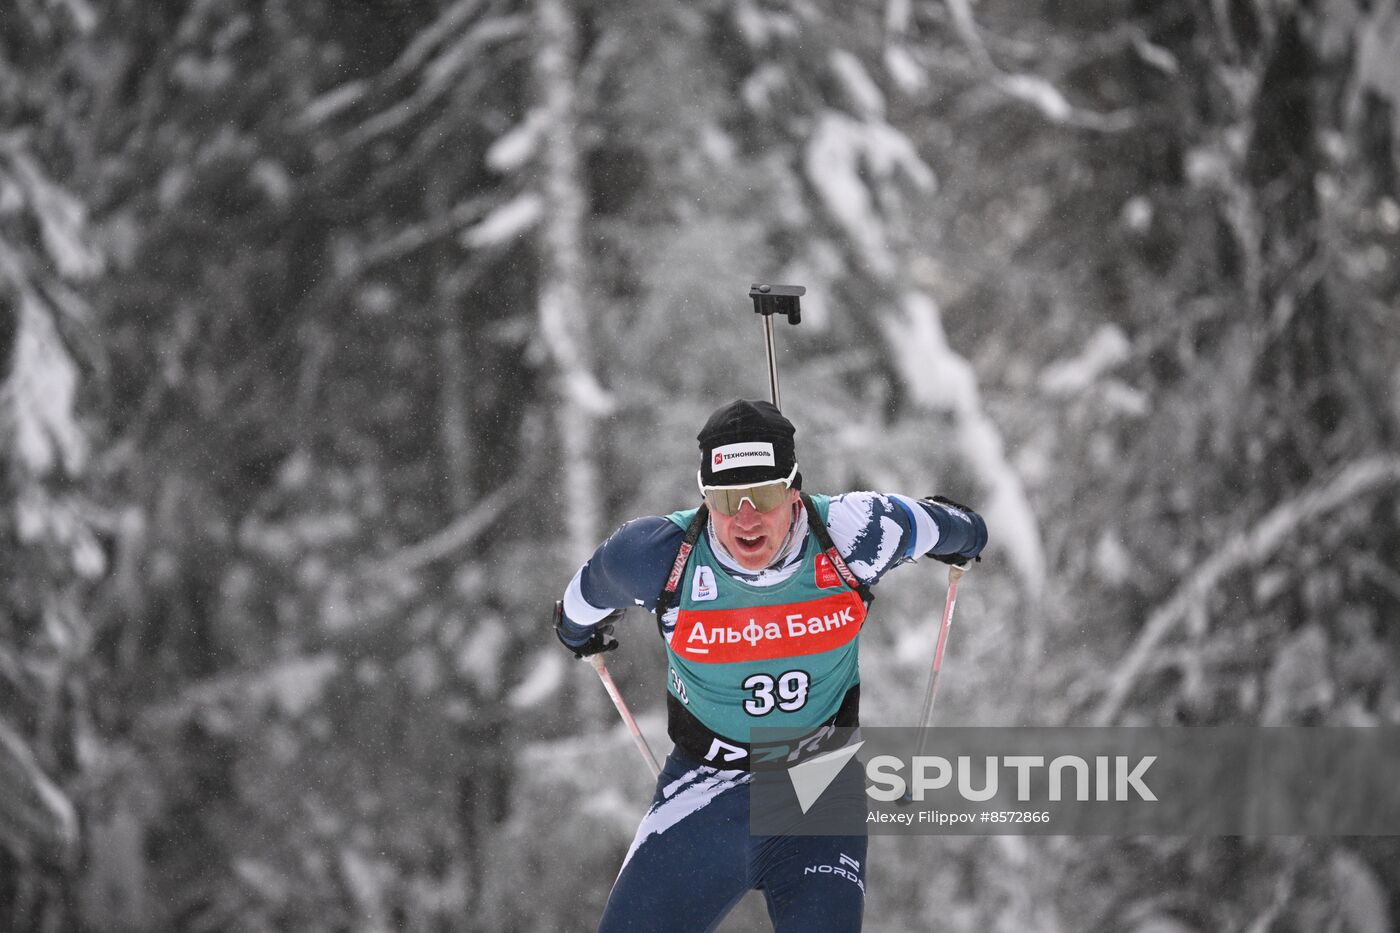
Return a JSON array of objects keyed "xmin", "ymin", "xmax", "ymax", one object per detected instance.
[
  {"xmin": 553, "ymin": 600, "xmax": 621, "ymax": 659},
  {"xmin": 921, "ymin": 495, "xmax": 985, "ymax": 566}
]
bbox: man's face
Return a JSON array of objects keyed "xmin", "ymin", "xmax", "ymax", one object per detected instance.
[{"xmin": 710, "ymin": 488, "xmax": 800, "ymax": 570}]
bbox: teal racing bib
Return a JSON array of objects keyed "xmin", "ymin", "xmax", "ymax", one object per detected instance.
[{"xmin": 662, "ymin": 496, "xmax": 867, "ymax": 765}]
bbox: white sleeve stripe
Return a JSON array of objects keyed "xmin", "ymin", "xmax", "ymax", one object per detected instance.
[
  {"xmin": 563, "ymin": 568, "xmax": 614, "ymax": 626},
  {"xmin": 890, "ymin": 494, "xmax": 939, "ymax": 556}
]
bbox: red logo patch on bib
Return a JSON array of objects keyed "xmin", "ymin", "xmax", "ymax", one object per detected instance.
[
  {"xmin": 815, "ymin": 553, "xmax": 842, "ymax": 589},
  {"xmin": 671, "ymin": 590, "xmax": 866, "ymax": 663}
]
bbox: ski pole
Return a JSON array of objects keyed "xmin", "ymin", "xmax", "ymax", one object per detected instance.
[
  {"xmin": 748, "ymin": 284, "xmax": 805, "ymax": 408},
  {"xmin": 914, "ymin": 564, "xmax": 966, "ymax": 760},
  {"xmin": 589, "ymin": 654, "xmax": 661, "ymax": 779}
]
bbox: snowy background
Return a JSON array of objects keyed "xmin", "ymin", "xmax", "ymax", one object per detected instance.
[{"xmin": 3, "ymin": 0, "xmax": 1400, "ymax": 930}]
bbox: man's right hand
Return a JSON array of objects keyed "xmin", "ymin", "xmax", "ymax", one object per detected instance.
[{"xmin": 553, "ymin": 601, "xmax": 622, "ymax": 659}]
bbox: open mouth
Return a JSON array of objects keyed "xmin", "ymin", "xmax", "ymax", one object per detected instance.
[{"xmin": 734, "ymin": 534, "xmax": 765, "ymax": 551}]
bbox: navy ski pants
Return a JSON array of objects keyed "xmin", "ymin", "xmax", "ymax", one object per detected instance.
[{"xmin": 597, "ymin": 748, "xmax": 868, "ymax": 933}]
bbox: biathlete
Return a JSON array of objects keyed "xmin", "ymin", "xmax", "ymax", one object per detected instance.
[{"xmin": 554, "ymin": 399, "xmax": 988, "ymax": 932}]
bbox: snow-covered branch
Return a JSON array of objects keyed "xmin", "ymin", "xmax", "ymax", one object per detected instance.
[
  {"xmin": 354, "ymin": 193, "xmax": 498, "ymax": 269},
  {"xmin": 308, "ymin": 14, "xmax": 527, "ymax": 157},
  {"xmin": 1094, "ymin": 455, "xmax": 1400, "ymax": 725},
  {"xmin": 943, "ymin": 0, "xmax": 1136, "ymax": 133},
  {"xmin": 0, "ymin": 716, "xmax": 77, "ymax": 865},
  {"xmin": 884, "ymin": 292, "xmax": 1047, "ymax": 598},
  {"xmin": 365, "ymin": 473, "xmax": 533, "ymax": 576},
  {"xmin": 299, "ymin": 0, "xmax": 488, "ymax": 126}
]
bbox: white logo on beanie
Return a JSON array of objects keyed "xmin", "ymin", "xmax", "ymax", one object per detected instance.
[{"xmin": 711, "ymin": 442, "xmax": 775, "ymax": 472}]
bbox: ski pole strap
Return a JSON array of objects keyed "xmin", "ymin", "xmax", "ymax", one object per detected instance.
[
  {"xmin": 654, "ymin": 503, "xmax": 709, "ymax": 638},
  {"xmin": 800, "ymin": 494, "xmax": 873, "ymax": 606}
]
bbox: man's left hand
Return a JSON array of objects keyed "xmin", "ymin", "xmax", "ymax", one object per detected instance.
[{"xmin": 921, "ymin": 495, "xmax": 986, "ymax": 566}]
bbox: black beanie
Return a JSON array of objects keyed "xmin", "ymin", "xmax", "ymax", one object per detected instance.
[{"xmin": 697, "ymin": 400, "xmax": 798, "ymax": 487}]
